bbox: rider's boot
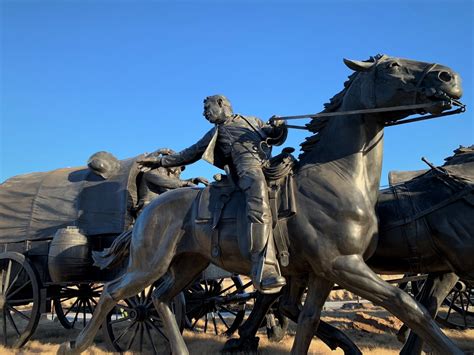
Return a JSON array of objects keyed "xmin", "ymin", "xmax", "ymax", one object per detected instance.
[{"xmin": 250, "ymin": 223, "xmax": 286, "ymax": 294}]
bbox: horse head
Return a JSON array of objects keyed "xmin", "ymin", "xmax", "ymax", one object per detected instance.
[{"xmin": 342, "ymin": 54, "xmax": 463, "ymax": 122}]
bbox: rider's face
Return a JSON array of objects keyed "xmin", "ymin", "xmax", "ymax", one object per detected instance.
[{"xmin": 203, "ymin": 100, "xmax": 225, "ymax": 124}]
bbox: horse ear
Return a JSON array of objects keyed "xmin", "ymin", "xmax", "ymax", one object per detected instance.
[{"xmin": 343, "ymin": 58, "xmax": 375, "ymax": 72}]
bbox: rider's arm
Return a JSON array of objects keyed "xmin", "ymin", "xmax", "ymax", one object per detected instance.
[
  {"xmin": 145, "ymin": 173, "xmax": 193, "ymax": 189},
  {"xmin": 160, "ymin": 128, "xmax": 216, "ymax": 168}
]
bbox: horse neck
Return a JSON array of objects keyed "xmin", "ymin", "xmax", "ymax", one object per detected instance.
[{"xmin": 298, "ymin": 103, "xmax": 385, "ymax": 204}]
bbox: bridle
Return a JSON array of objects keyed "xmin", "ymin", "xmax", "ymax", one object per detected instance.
[{"xmin": 271, "ymin": 63, "xmax": 465, "ymax": 129}]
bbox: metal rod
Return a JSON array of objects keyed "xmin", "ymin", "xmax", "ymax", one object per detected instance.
[
  {"xmin": 270, "ymin": 102, "xmax": 444, "ymax": 121},
  {"xmin": 384, "ymin": 107, "xmax": 465, "ymax": 127}
]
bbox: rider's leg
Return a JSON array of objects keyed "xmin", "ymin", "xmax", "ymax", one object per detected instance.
[{"xmin": 238, "ymin": 170, "xmax": 286, "ymax": 293}]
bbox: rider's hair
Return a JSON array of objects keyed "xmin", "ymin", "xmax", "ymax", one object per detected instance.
[{"xmin": 204, "ymin": 95, "xmax": 233, "ymax": 112}]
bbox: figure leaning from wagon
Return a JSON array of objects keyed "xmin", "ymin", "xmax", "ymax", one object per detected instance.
[
  {"xmin": 86, "ymin": 149, "xmax": 207, "ymax": 213},
  {"xmin": 138, "ymin": 94, "xmax": 288, "ymax": 294}
]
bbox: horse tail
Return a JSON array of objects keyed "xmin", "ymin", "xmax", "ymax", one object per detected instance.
[{"xmin": 92, "ymin": 229, "xmax": 132, "ymax": 269}]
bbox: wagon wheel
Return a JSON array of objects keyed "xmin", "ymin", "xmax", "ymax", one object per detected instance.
[
  {"xmin": 437, "ymin": 280, "xmax": 474, "ymax": 329},
  {"xmin": 102, "ymin": 282, "xmax": 185, "ymax": 353},
  {"xmin": 0, "ymin": 252, "xmax": 42, "ymax": 348},
  {"xmin": 53, "ymin": 283, "xmax": 103, "ymax": 329},
  {"xmin": 184, "ymin": 275, "xmax": 249, "ymax": 337}
]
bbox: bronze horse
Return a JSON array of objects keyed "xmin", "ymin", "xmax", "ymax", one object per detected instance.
[
  {"xmin": 226, "ymin": 146, "xmax": 474, "ymax": 355},
  {"xmin": 59, "ymin": 55, "xmax": 464, "ymax": 354}
]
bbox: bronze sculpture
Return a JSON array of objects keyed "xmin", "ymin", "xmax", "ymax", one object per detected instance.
[
  {"xmin": 59, "ymin": 55, "xmax": 465, "ymax": 355},
  {"xmin": 226, "ymin": 145, "xmax": 474, "ymax": 354},
  {"xmin": 138, "ymin": 95, "xmax": 288, "ymax": 293}
]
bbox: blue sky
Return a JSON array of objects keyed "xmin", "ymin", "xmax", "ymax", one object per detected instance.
[{"xmin": 1, "ymin": 0, "xmax": 472, "ymax": 186}]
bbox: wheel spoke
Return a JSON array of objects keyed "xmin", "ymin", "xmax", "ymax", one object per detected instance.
[
  {"xmin": 64, "ymin": 298, "xmax": 80, "ymax": 317},
  {"xmin": 71, "ymin": 300, "xmax": 82, "ymax": 328},
  {"xmin": 91, "ymin": 284, "xmax": 103, "ymax": 291},
  {"xmin": 217, "ymin": 311, "xmax": 230, "ymax": 329},
  {"xmin": 144, "ymin": 320, "xmax": 158, "ymax": 354},
  {"xmin": 219, "ymin": 305, "xmax": 238, "ymax": 316},
  {"xmin": 83, "ymin": 299, "xmax": 87, "ymax": 327},
  {"xmin": 446, "ymin": 291, "xmax": 459, "ymax": 319},
  {"xmin": 219, "ymin": 283, "xmax": 237, "ymax": 295},
  {"xmin": 190, "ymin": 315, "xmax": 200, "ymax": 330},
  {"xmin": 139, "ymin": 322, "xmax": 144, "ymax": 352},
  {"xmin": 6, "ymin": 308, "xmax": 21, "ymax": 337},
  {"xmin": 8, "ymin": 305, "xmax": 30, "ymax": 322},
  {"xmin": 5, "ymin": 268, "xmax": 23, "ymax": 296},
  {"xmin": 86, "ymin": 299, "xmax": 95, "ymax": 315},
  {"xmin": 113, "ymin": 320, "xmax": 136, "ymax": 345},
  {"xmin": 6, "ymin": 279, "xmax": 31, "ymax": 300},
  {"xmin": 125, "ymin": 321, "xmax": 139, "ymax": 350},
  {"xmin": 58, "ymin": 295, "xmax": 76, "ymax": 303},
  {"xmin": 3, "ymin": 261, "xmax": 13, "ymax": 296},
  {"xmin": 0, "ymin": 268, "xmax": 4, "ymax": 295},
  {"xmin": 147, "ymin": 319, "xmax": 168, "ymax": 340},
  {"xmin": 212, "ymin": 312, "xmax": 218, "ymax": 335}
]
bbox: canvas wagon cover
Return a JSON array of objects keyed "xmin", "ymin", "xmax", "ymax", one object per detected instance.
[{"xmin": 0, "ymin": 157, "xmax": 142, "ymax": 243}]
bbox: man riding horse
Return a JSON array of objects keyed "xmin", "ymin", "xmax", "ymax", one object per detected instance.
[{"xmin": 138, "ymin": 94, "xmax": 287, "ymax": 293}]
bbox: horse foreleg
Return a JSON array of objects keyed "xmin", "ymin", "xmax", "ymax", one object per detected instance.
[
  {"xmin": 331, "ymin": 254, "xmax": 463, "ymax": 355},
  {"xmin": 291, "ymin": 275, "xmax": 333, "ymax": 355},
  {"xmin": 276, "ymin": 276, "xmax": 361, "ymax": 355},
  {"xmin": 400, "ymin": 272, "xmax": 459, "ymax": 355},
  {"xmin": 222, "ymin": 290, "xmax": 280, "ymax": 352}
]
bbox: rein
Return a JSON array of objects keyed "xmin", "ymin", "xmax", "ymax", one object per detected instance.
[{"xmin": 271, "ymin": 100, "xmax": 466, "ymax": 130}]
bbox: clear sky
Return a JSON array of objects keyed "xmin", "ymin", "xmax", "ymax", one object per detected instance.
[{"xmin": 1, "ymin": 0, "xmax": 472, "ymax": 186}]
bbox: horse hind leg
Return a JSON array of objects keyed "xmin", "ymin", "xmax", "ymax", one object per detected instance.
[
  {"xmin": 151, "ymin": 254, "xmax": 210, "ymax": 355},
  {"xmin": 57, "ymin": 270, "xmax": 158, "ymax": 354},
  {"xmin": 400, "ymin": 272, "xmax": 459, "ymax": 355},
  {"xmin": 331, "ymin": 254, "xmax": 463, "ymax": 355},
  {"xmin": 59, "ymin": 244, "xmax": 181, "ymax": 354}
]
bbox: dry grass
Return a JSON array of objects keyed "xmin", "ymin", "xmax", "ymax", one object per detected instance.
[{"xmin": 1, "ymin": 302, "xmax": 473, "ymax": 354}]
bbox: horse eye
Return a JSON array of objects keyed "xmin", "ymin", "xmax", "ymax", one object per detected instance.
[{"xmin": 389, "ymin": 62, "xmax": 400, "ymax": 68}]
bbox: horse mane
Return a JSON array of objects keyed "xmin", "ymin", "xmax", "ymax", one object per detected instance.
[
  {"xmin": 443, "ymin": 145, "xmax": 474, "ymax": 166},
  {"xmin": 298, "ymin": 54, "xmax": 385, "ymax": 161},
  {"xmin": 298, "ymin": 71, "xmax": 359, "ymax": 160}
]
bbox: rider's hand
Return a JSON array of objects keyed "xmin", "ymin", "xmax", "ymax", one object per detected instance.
[
  {"xmin": 269, "ymin": 115, "xmax": 285, "ymax": 127},
  {"xmin": 192, "ymin": 177, "xmax": 210, "ymax": 186}
]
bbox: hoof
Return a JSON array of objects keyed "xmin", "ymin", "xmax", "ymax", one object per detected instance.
[
  {"xmin": 57, "ymin": 341, "xmax": 79, "ymax": 355},
  {"xmin": 222, "ymin": 336, "xmax": 259, "ymax": 353}
]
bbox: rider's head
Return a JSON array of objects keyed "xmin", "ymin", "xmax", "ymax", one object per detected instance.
[
  {"xmin": 87, "ymin": 151, "xmax": 120, "ymax": 179},
  {"xmin": 203, "ymin": 95, "xmax": 233, "ymax": 124}
]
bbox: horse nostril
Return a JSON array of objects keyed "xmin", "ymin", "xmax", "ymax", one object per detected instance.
[{"xmin": 438, "ymin": 71, "xmax": 452, "ymax": 82}]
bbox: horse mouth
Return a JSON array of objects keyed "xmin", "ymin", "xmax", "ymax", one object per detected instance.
[{"xmin": 420, "ymin": 88, "xmax": 463, "ymax": 114}]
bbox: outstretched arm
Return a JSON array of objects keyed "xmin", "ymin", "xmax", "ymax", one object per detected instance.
[{"xmin": 138, "ymin": 128, "xmax": 215, "ymax": 169}]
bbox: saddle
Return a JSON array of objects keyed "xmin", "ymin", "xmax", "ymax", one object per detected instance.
[{"xmin": 195, "ymin": 149, "xmax": 297, "ymax": 266}]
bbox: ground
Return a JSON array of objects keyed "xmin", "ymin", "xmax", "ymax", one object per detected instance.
[{"xmin": 2, "ymin": 301, "xmax": 473, "ymax": 354}]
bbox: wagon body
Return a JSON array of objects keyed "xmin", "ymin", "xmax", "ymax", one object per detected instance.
[{"xmin": 0, "ymin": 155, "xmax": 144, "ymax": 347}]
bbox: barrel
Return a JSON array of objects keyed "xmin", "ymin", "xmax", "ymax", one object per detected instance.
[{"xmin": 48, "ymin": 227, "xmax": 93, "ymax": 283}]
